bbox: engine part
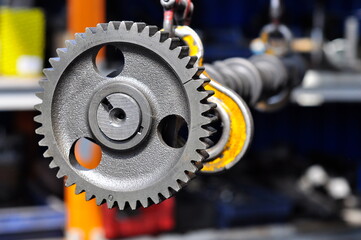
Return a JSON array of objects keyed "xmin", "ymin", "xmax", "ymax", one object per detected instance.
[
  {"xmin": 205, "ymin": 52, "xmax": 306, "ymax": 112},
  {"xmin": 206, "ymin": 55, "xmax": 288, "ymax": 108},
  {"xmin": 35, "ymin": 21, "xmax": 215, "ymax": 209},
  {"xmin": 177, "ymin": 26, "xmax": 254, "ymax": 173}
]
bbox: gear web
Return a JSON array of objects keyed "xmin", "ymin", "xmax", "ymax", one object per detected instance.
[{"xmin": 34, "ymin": 21, "xmax": 215, "ymax": 210}]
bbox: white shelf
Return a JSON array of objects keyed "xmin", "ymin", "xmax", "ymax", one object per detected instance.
[
  {"xmin": 0, "ymin": 76, "xmax": 42, "ymax": 111},
  {"xmin": 291, "ymin": 70, "xmax": 361, "ymax": 106},
  {"xmin": 1, "ymin": 71, "xmax": 361, "ymax": 110}
]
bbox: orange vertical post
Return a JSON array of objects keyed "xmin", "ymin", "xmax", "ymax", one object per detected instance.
[
  {"xmin": 65, "ymin": 186, "xmax": 105, "ymax": 240},
  {"xmin": 68, "ymin": 0, "xmax": 106, "ymax": 34},
  {"xmin": 65, "ymin": 0, "xmax": 106, "ymax": 240}
]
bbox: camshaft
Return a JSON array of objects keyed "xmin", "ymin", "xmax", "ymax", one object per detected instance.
[{"xmin": 205, "ymin": 53, "xmax": 306, "ymax": 110}]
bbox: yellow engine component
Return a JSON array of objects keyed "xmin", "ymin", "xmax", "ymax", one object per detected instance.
[{"xmin": 177, "ymin": 26, "xmax": 253, "ymax": 173}]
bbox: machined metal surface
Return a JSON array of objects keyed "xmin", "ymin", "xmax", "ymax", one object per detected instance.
[
  {"xmin": 35, "ymin": 21, "xmax": 215, "ymax": 210},
  {"xmin": 97, "ymin": 93, "xmax": 141, "ymax": 141},
  {"xmin": 88, "ymin": 82, "xmax": 152, "ymax": 150}
]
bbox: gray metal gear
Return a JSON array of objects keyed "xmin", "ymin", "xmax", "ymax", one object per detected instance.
[{"xmin": 34, "ymin": 21, "xmax": 215, "ymax": 210}]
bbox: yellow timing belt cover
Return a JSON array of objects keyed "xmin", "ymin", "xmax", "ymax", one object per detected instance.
[{"xmin": 177, "ymin": 26, "xmax": 253, "ymax": 173}]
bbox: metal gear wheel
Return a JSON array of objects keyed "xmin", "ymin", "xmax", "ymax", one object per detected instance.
[{"xmin": 34, "ymin": 21, "xmax": 215, "ymax": 210}]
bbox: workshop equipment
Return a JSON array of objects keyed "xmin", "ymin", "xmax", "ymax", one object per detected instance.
[
  {"xmin": 0, "ymin": 7, "xmax": 45, "ymax": 77},
  {"xmin": 35, "ymin": 0, "xmax": 305, "ymax": 214},
  {"xmin": 35, "ymin": 21, "xmax": 215, "ymax": 210}
]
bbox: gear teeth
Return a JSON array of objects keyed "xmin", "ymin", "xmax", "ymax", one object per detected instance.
[
  {"xmin": 75, "ymin": 185, "xmax": 85, "ymax": 194},
  {"xmin": 106, "ymin": 199, "xmax": 116, "ymax": 209},
  {"xmin": 108, "ymin": 21, "xmax": 121, "ymax": 30},
  {"xmin": 39, "ymin": 79, "xmax": 49, "ymax": 88},
  {"xmin": 202, "ymin": 101, "xmax": 215, "ymax": 112},
  {"xmin": 65, "ymin": 177, "xmax": 75, "ymax": 187},
  {"xmin": 153, "ymin": 31, "xmax": 169, "ymax": 42},
  {"xmin": 197, "ymin": 149, "xmax": 209, "ymax": 159},
  {"xmin": 56, "ymin": 169, "xmax": 66, "ymax": 178},
  {"xmin": 128, "ymin": 200, "xmax": 137, "ymax": 210},
  {"xmin": 170, "ymin": 182, "xmax": 181, "ymax": 192},
  {"xmin": 116, "ymin": 200, "xmax": 126, "ymax": 210},
  {"xmin": 119, "ymin": 21, "xmax": 134, "ymax": 31},
  {"xmin": 139, "ymin": 198, "xmax": 149, "ymax": 208},
  {"xmin": 190, "ymin": 66, "xmax": 205, "ymax": 79},
  {"xmin": 166, "ymin": 38, "xmax": 181, "ymax": 50},
  {"xmin": 186, "ymin": 161, "xmax": 199, "ymax": 173},
  {"xmin": 74, "ymin": 33, "xmax": 86, "ymax": 42},
  {"xmin": 43, "ymin": 149, "xmax": 52, "ymax": 158},
  {"xmin": 130, "ymin": 22, "xmax": 146, "ymax": 33},
  {"xmin": 35, "ymin": 126, "xmax": 44, "ymax": 135},
  {"xmin": 38, "ymin": 137, "xmax": 47, "ymax": 146},
  {"xmin": 200, "ymin": 101, "xmax": 216, "ymax": 116},
  {"xmin": 200, "ymin": 126, "xmax": 217, "ymax": 141},
  {"xmin": 150, "ymin": 195, "xmax": 160, "ymax": 205},
  {"xmin": 65, "ymin": 40, "xmax": 76, "ymax": 49},
  {"xmin": 190, "ymin": 78, "xmax": 210, "ymax": 91},
  {"xmin": 85, "ymin": 192, "xmax": 95, "ymax": 201},
  {"xmin": 200, "ymin": 137, "xmax": 214, "ymax": 148},
  {"xmin": 56, "ymin": 48, "xmax": 68, "ymax": 58},
  {"xmin": 34, "ymin": 103, "xmax": 41, "ymax": 111},
  {"xmin": 85, "ymin": 27, "xmax": 97, "ymax": 35},
  {"xmin": 191, "ymin": 160, "xmax": 203, "ymax": 170},
  {"xmin": 158, "ymin": 193, "xmax": 167, "ymax": 203},
  {"xmin": 182, "ymin": 56, "xmax": 198, "ymax": 69},
  {"xmin": 185, "ymin": 170, "xmax": 196, "ymax": 180},
  {"xmin": 200, "ymin": 101, "xmax": 217, "ymax": 115},
  {"xmin": 197, "ymin": 90, "xmax": 214, "ymax": 102},
  {"xmin": 49, "ymin": 160, "xmax": 58, "ymax": 169},
  {"xmin": 178, "ymin": 172, "xmax": 190, "ymax": 184},
  {"xmin": 160, "ymin": 189, "xmax": 171, "ymax": 199},
  {"xmin": 176, "ymin": 179, "xmax": 187, "ymax": 189},
  {"xmin": 146, "ymin": 197, "xmax": 155, "ymax": 207},
  {"xmin": 123, "ymin": 202, "xmax": 132, "ymax": 210},
  {"xmin": 200, "ymin": 114, "xmax": 217, "ymax": 126},
  {"xmin": 95, "ymin": 197, "xmax": 105, "ymax": 206},
  {"xmin": 206, "ymin": 102, "xmax": 217, "ymax": 109},
  {"xmin": 49, "ymin": 57, "xmax": 60, "ymax": 68},
  {"xmin": 97, "ymin": 23, "xmax": 108, "ymax": 31},
  {"xmin": 144, "ymin": 25, "xmax": 158, "ymax": 37},
  {"xmin": 174, "ymin": 46, "xmax": 189, "ymax": 59},
  {"xmin": 35, "ymin": 91, "xmax": 44, "ymax": 99},
  {"xmin": 168, "ymin": 186, "xmax": 178, "ymax": 195},
  {"xmin": 203, "ymin": 112, "xmax": 218, "ymax": 123},
  {"xmin": 43, "ymin": 68, "xmax": 55, "ymax": 79},
  {"xmin": 202, "ymin": 125, "xmax": 217, "ymax": 137},
  {"xmin": 135, "ymin": 22, "xmax": 146, "ymax": 32},
  {"xmin": 34, "ymin": 115, "xmax": 42, "ymax": 123}
]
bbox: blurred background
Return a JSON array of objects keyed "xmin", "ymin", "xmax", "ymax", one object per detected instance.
[{"xmin": 2, "ymin": 0, "xmax": 361, "ymax": 239}]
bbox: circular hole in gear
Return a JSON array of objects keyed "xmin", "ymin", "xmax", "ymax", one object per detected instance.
[
  {"xmin": 109, "ymin": 108, "xmax": 126, "ymax": 126},
  {"xmin": 70, "ymin": 138, "xmax": 102, "ymax": 170},
  {"xmin": 94, "ymin": 44, "xmax": 125, "ymax": 78},
  {"xmin": 158, "ymin": 115, "xmax": 189, "ymax": 148}
]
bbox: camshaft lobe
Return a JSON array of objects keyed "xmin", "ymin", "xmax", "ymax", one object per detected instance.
[{"xmin": 205, "ymin": 54, "xmax": 301, "ymax": 109}]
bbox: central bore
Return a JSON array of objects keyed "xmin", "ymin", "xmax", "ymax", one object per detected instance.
[
  {"xmin": 97, "ymin": 93, "xmax": 141, "ymax": 141},
  {"xmin": 110, "ymin": 108, "xmax": 126, "ymax": 126}
]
